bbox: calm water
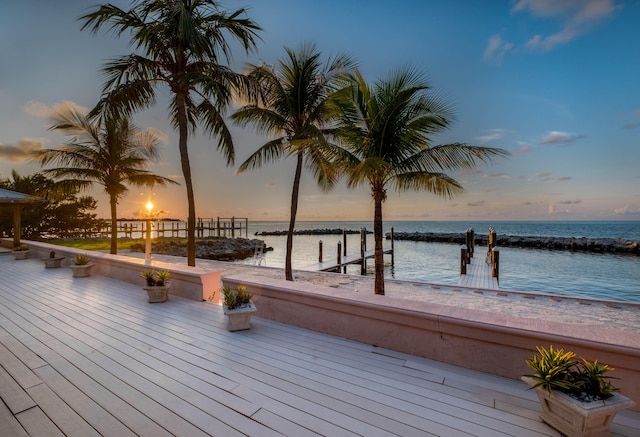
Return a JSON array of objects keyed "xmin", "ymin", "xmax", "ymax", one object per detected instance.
[{"xmin": 243, "ymin": 221, "xmax": 640, "ymax": 303}]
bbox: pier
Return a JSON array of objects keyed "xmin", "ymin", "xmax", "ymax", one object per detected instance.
[
  {"xmin": 92, "ymin": 217, "xmax": 249, "ymax": 239},
  {"xmin": 303, "ymin": 228, "xmax": 394, "ymax": 274},
  {"xmin": 459, "ymin": 227, "xmax": 500, "ymax": 289}
]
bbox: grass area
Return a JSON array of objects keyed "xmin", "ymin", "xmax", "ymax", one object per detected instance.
[
  {"xmin": 47, "ymin": 237, "xmax": 219, "ymax": 251},
  {"xmin": 47, "ymin": 239, "xmax": 148, "ymax": 251}
]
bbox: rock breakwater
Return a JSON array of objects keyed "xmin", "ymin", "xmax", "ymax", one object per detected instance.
[
  {"xmin": 388, "ymin": 232, "xmax": 639, "ymax": 255},
  {"xmin": 255, "ymin": 228, "xmax": 371, "ymax": 236},
  {"xmin": 130, "ymin": 237, "xmax": 271, "ymax": 261}
]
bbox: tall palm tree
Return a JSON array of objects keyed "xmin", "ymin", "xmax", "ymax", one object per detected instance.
[
  {"xmin": 232, "ymin": 43, "xmax": 355, "ymax": 281},
  {"xmin": 80, "ymin": 0, "xmax": 261, "ymax": 266},
  {"xmin": 33, "ymin": 108, "xmax": 177, "ymax": 254},
  {"xmin": 331, "ymin": 68, "xmax": 509, "ymax": 295}
]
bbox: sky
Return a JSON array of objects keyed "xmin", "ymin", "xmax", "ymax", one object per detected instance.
[{"xmin": 1, "ymin": 0, "xmax": 639, "ymax": 223}]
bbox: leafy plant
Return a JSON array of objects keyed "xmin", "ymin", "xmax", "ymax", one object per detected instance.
[
  {"xmin": 13, "ymin": 244, "xmax": 29, "ymax": 251},
  {"xmin": 49, "ymin": 251, "xmax": 56, "ymax": 258},
  {"xmin": 222, "ymin": 285, "xmax": 253, "ymax": 310},
  {"xmin": 141, "ymin": 270, "xmax": 157, "ymax": 286},
  {"xmin": 155, "ymin": 270, "xmax": 170, "ymax": 286},
  {"xmin": 73, "ymin": 254, "xmax": 90, "ymax": 265},
  {"xmin": 524, "ymin": 345, "xmax": 618, "ymax": 401}
]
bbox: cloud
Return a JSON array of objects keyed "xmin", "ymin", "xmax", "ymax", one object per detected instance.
[
  {"xmin": 458, "ymin": 169, "xmax": 482, "ymax": 176},
  {"xmin": 483, "ymin": 34, "xmax": 515, "ymax": 63},
  {"xmin": 542, "ymin": 131, "xmax": 584, "ymax": 144},
  {"xmin": 614, "ymin": 205, "xmax": 640, "ymax": 215},
  {"xmin": 512, "ymin": 146, "xmax": 531, "ymax": 156},
  {"xmin": 622, "ymin": 109, "xmax": 640, "ymax": 129},
  {"xmin": 557, "ymin": 199, "xmax": 582, "ymax": 205},
  {"xmin": 537, "ymin": 172, "xmax": 551, "ymax": 177},
  {"xmin": 513, "ymin": 0, "xmax": 620, "ymax": 51},
  {"xmin": 24, "ymin": 100, "xmax": 88, "ymax": 118},
  {"xmin": 467, "ymin": 200, "xmax": 486, "ymax": 207},
  {"xmin": 0, "ymin": 138, "xmax": 45, "ymax": 162},
  {"xmin": 484, "ymin": 173, "xmax": 509, "ymax": 179}
]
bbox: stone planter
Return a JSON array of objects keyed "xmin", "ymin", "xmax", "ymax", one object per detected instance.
[
  {"xmin": 70, "ymin": 263, "xmax": 95, "ymax": 278},
  {"xmin": 143, "ymin": 283, "xmax": 171, "ymax": 303},
  {"xmin": 522, "ymin": 376, "xmax": 635, "ymax": 437},
  {"xmin": 13, "ymin": 250, "xmax": 30, "ymax": 260},
  {"xmin": 223, "ymin": 302, "xmax": 257, "ymax": 331},
  {"xmin": 42, "ymin": 257, "xmax": 65, "ymax": 268}
]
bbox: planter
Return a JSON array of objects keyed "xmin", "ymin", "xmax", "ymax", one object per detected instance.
[
  {"xmin": 143, "ymin": 283, "xmax": 171, "ymax": 303},
  {"xmin": 42, "ymin": 257, "xmax": 65, "ymax": 268},
  {"xmin": 522, "ymin": 376, "xmax": 636, "ymax": 437},
  {"xmin": 13, "ymin": 250, "xmax": 30, "ymax": 260},
  {"xmin": 70, "ymin": 263, "xmax": 95, "ymax": 278},
  {"xmin": 223, "ymin": 302, "xmax": 257, "ymax": 331}
]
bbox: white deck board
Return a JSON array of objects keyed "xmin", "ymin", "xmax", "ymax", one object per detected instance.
[{"xmin": 1, "ymin": 257, "xmax": 638, "ymax": 436}]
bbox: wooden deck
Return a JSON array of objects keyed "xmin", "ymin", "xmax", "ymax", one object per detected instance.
[
  {"xmin": 1, "ymin": 256, "xmax": 639, "ymax": 436},
  {"xmin": 459, "ymin": 252, "xmax": 499, "ymax": 290}
]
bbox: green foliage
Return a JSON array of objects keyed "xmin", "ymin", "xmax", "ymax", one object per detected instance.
[
  {"xmin": 141, "ymin": 269, "xmax": 171, "ymax": 287},
  {"xmin": 524, "ymin": 345, "xmax": 618, "ymax": 401},
  {"xmin": 12, "ymin": 244, "xmax": 29, "ymax": 251},
  {"xmin": 0, "ymin": 171, "xmax": 100, "ymax": 239},
  {"xmin": 221, "ymin": 285, "xmax": 253, "ymax": 310},
  {"xmin": 73, "ymin": 254, "xmax": 90, "ymax": 265}
]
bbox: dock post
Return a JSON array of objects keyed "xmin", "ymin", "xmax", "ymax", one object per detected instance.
[
  {"xmin": 492, "ymin": 247, "xmax": 500, "ymax": 281},
  {"xmin": 360, "ymin": 228, "xmax": 365, "ymax": 259},
  {"xmin": 489, "ymin": 227, "xmax": 496, "ymax": 248},
  {"xmin": 343, "ymin": 229, "xmax": 347, "ymax": 256},
  {"xmin": 460, "ymin": 245, "xmax": 467, "ymax": 274},
  {"xmin": 337, "ymin": 241, "xmax": 342, "ymax": 270},
  {"xmin": 231, "ymin": 216, "xmax": 235, "ymax": 238},
  {"xmin": 319, "ymin": 240, "xmax": 323, "ymax": 263},
  {"xmin": 469, "ymin": 228, "xmax": 474, "ymax": 257},
  {"xmin": 390, "ymin": 227, "xmax": 395, "ymax": 266}
]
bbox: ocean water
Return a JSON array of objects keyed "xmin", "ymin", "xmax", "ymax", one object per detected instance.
[{"xmin": 244, "ymin": 221, "xmax": 640, "ymax": 303}]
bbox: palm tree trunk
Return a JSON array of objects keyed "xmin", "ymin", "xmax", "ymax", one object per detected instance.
[
  {"xmin": 373, "ymin": 192, "xmax": 385, "ymax": 295},
  {"xmin": 109, "ymin": 195, "xmax": 118, "ymax": 255},
  {"xmin": 176, "ymin": 93, "xmax": 196, "ymax": 267},
  {"xmin": 285, "ymin": 151, "xmax": 304, "ymax": 281}
]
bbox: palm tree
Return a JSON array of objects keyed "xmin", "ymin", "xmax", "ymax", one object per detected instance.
[
  {"xmin": 231, "ymin": 43, "xmax": 355, "ymax": 281},
  {"xmin": 33, "ymin": 108, "xmax": 177, "ymax": 254},
  {"xmin": 331, "ymin": 68, "xmax": 509, "ymax": 295},
  {"xmin": 79, "ymin": 0, "xmax": 261, "ymax": 266}
]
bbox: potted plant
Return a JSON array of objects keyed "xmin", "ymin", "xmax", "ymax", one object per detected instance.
[
  {"xmin": 221, "ymin": 284, "xmax": 256, "ymax": 331},
  {"xmin": 141, "ymin": 269, "xmax": 171, "ymax": 303},
  {"xmin": 12, "ymin": 244, "xmax": 30, "ymax": 260},
  {"xmin": 42, "ymin": 250, "xmax": 65, "ymax": 268},
  {"xmin": 69, "ymin": 254, "xmax": 94, "ymax": 277},
  {"xmin": 522, "ymin": 345, "xmax": 636, "ymax": 437}
]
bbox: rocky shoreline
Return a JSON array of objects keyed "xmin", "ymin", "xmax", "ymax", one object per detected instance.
[
  {"xmin": 130, "ymin": 237, "xmax": 271, "ymax": 261},
  {"xmin": 388, "ymin": 232, "xmax": 639, "ymax": 255},
  {"xmin": 255, "ymin": 228, "xmax": 371, "ymax": 236}
]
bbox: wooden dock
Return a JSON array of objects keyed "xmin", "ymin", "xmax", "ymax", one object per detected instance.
[
  {"xmin": 303, "ymin": 248, "xmax": 393, "ymax": 272},
  {"xmin": 459, "ymin": 252, "xmax": 499, "ymax": 289}
]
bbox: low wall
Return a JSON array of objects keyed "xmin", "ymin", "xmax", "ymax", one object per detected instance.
[
  {"xmin": 2, "ymin": 239, "xmax": 220, "ymax": 302},
  {"xmin": 223, "ymin": 273, "xmax": 640, "ymax": 411}
]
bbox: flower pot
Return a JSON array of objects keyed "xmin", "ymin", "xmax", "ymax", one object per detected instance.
[
  {"xmin": 143, "ymin": 283, "xmax": 171, "ymax": 303},
  {"xmin": 70, "ymin": 263, "xmax": 94, "ymax": 278},
  {"xmin": 42, "ymin": 257, "xmax": 65, "ymax": 268},
  {"xmin": 522, "ymin": 376, "xmax": 636, "ymax": 437},
  {"xmin": 223, "ymin": 302, "xmax": 257, "ymax": 331},
  {"xmin": 13, "ymin": 250, "xmax": 29, "ymax": 260}
]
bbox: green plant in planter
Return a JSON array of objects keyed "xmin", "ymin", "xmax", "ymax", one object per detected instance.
[
  {"xmin": 155, "ymin": 270, "xmax": 170, "ymax": 286},
  {"xmin": 73, "ymin": 254, "xmax": 90, "ymax": 265},
  {"xmin": 49, "ymin": 251, "xmax": 56, "ymax": 258},
  {"xmin": 524, "ymin": 345, "xmax": 618, "ymax": 401},
  {"xmin": 13, "ymin": 244, "xmax": 29, "ymax": 251},
  {"xmin": 141, "ymin": 270, "xmax": 157, "ymax": 286},
  {"xmin": 222, "ymin": 285, "xmax": 253, "ymax": 310}
]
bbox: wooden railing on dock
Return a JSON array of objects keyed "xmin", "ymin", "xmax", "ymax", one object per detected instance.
[
  {"xmin": 88, "ymin": 217, "xmax": 249, "ymax": 239},
  {"xmin": 459, "ymin": 227, "xmax": 499, "ymax": 289},
  {"xmin": 303, "ymin": 227, "xmax": 394, "ymax": 274}
]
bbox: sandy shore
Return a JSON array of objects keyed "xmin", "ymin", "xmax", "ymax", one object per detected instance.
[{"xmin": 125, "ymin": 251, "xmax": 640, "ymax": 333}]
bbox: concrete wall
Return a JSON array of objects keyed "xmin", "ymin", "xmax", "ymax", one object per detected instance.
[
  {"xmin": 2, "ymin": 239, "xmax": 220, "ymax": 302},
  {"xmin": 223, "ymin": 273, "xmax": 640, "ymax": 411}
]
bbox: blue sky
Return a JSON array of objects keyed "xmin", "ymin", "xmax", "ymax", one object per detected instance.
[{"xmin": 1, "ymin": 0, "xmax": 639, "ymax": 222}]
